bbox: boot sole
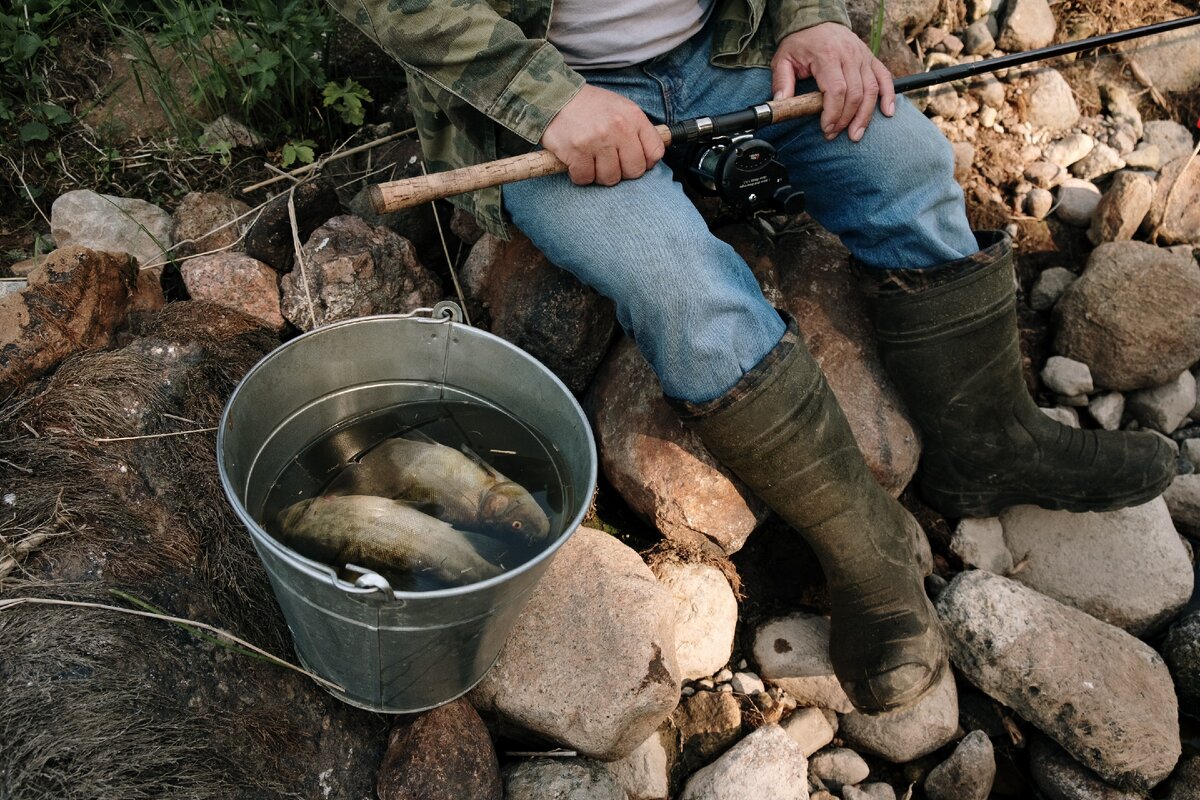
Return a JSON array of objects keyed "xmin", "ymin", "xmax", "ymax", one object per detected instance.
[{"xmin": 920, "ymin": 470, "xmax": 1176, "ymax": 519}]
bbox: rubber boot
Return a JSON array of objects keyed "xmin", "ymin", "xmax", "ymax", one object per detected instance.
[
  {"xmin": 673, "ymin": 319, "xmax": 946, "ymax": 713},
  {"xmin": 862, "ymin": 231, "xmax": 1176, "ymax": 518}
]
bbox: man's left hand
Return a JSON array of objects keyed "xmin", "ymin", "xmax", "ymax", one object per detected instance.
[{"xmin": 770, "ymin": 22, "xmax": 895, "ymax": 143}]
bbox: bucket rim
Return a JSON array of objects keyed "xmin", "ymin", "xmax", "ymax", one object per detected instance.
[{"xmin": 216, "ymin": 312, "xmax": 598, "ymax": 601}]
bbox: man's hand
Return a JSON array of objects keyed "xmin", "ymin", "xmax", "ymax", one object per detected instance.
[
  {"xmin": 542, "ymin": 84, "xmax": 666, "ymax": 186},
  {"xmin": 771, "ymin": 22, "xmax": 896, "ymax": 143}
]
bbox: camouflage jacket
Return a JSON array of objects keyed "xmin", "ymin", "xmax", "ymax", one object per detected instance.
[{"xmin": 330, "ymin": 0, "xmax": 851, "ymax": 236}]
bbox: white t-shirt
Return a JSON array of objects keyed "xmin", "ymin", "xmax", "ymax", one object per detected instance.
[{"xmin": 548, "ymin": 0, "xmax": 716, "ymax": 69}]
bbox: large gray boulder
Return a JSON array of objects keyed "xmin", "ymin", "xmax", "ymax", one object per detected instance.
[
  {"xmin": 1146, "ymin": 155, "xmax": 1200, "ymax": 246},
  {"xmin": 1119, "ymin": 24, "xmax": 1200, "ymax": 93},
  {"xmin": 470, "ymin": 527, "xmax": 681, "ymax": 761},
  {"xmin": 997, "ymin": 499, "xmax": 1193, "ymax": 635},
  {"xmin": 679, "ymin": 725, "xmax": 810, "ymax": 800},
  {"xmin": 51, "ymin": 189, "xmax": 173, "ymax": 269},
  {"xmin": 752, "ymin": 613, "xmax": 854, "ymax": 713},
  {"xmin": 937, "ymin": 571, "xmax": 1180, "ymax": 792},
  {"xmin": 837, "ymin": 665, "xmax": 959, "ymax": 763},
  {"xmin": 1053, "ymin": 241, "xmax": 1200, "ymax": 391}
]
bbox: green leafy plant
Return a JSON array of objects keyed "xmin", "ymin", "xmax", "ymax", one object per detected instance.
[
  {"xmin": 322, "ymin": 78, "xmax": 373, "ymax": 126},
  {"xmin": 280, "ymin": 138, "xmax": 316, "ymax": 167}
]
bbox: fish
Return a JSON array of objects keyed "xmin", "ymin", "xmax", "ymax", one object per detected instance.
[
  {"xmin": 276, "ymin": 494, "xmax": 507, "ymax": 586},
  {"xmin": 323, "ymin": 434, "xmax": 553, "ymax": 545}
]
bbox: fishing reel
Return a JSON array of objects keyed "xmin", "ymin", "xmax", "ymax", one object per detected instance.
[{"xmin": 675, "ymin": 132, "xmax": 806, "ymax": 217}]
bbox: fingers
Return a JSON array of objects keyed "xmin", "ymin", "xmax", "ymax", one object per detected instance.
[
  {"xmin": 772, "ymin": 58, "xmax": 797, "ymax": 101},
  {"xmin": 848, "ymin": 61, "xmax": 879, "ymax": 142},
  {"xmin": 616, "ymin": 138, "xmax": 648, "ymax": 181},
  {"xmin": 567, "ymin": 155, "xmax": 596, "ymax": 186},
  {"xmin": 833, "ymin": 59, "xmax": 865, "ymax": 139},
  {"xmin": 638, "ymin": 124, "xmax": 666, "ymax": 169},
  {"xmin": 594, "ymin": 147, "xmax": 622, "ymax": 186},
  {"xmin": 874, "ymin": 59, "xmax": 896, "ymax": 117},
  {"xmin": 813, "ymin": 60, "xmax": 848, "ymax": 138}
]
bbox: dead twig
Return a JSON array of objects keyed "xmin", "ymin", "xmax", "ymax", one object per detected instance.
[
  {"xmin": 287, "ymin": 185, "xmax": 319, "ymax": 330},
  {"xmin": 0, "ymin": 457, "xmax": 33, "ymax": 475},
  {"xmin": 241, "ymin": 128, "xmax": 416, "ymax": 194},
  {"xmin": 94, "ymin": 426, "xmax": 217, "ymax": 443}
]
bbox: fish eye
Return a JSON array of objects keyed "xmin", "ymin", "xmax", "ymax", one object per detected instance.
[{"xmin": 511, "ymin": 520, "xmax": 523, "ymax": 531}]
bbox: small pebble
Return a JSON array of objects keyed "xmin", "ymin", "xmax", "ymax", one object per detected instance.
[{"xmin": 714, "ymin": 668, "xmax": 733, "ymax": 683}]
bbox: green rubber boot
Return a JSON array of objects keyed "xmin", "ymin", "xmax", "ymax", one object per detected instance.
[
  {"xmin": 675, "ymin": 320, "xmax": 946, "ymax": 713},
  {"xmin": 862, "ymin": 231, "xmax": 1176, "ymax": 518}
]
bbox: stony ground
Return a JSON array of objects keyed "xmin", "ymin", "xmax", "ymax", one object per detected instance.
[{"xmin": 2, "ymin": 1, "xmax": 1200, "ymax": 799}]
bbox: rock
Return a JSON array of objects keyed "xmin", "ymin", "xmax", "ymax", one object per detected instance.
[
  {"xmin": 654, "ymin": 562, "xmax": 739, "ymax": 681},
  {"xmin": 952, "ymin": 142, "xmax": 976, "ymax": 183},
  {"xmin": 951, "ymin": 517, "xmax": 1014, "ymax": 573},
  {"xmin": 928, "ymin": 86, "xmax": 964, "ymax": 119},
  {"xmin": 752, "ymin": 614, "xmax": 854, "ymax": 713},
  {"xmin": 1041, "ymin": 356, "xmax": 1093, "ymax": 396},
  {"xmin": 450, "ymin": 208, "xmax": 485, "ymax": 246},
  {"xmin": 762, "ymin": 226, "xmax": 921, "ymax": 495},
  {"xmin": 50, "ymin": 190, "xmax": 173, "ymax": 269},
  {"xmin": 998, "ymin": 499, "xmax": 1192, "ymax": 634},
  {"xmin": 1119, "ymin": 24, "xmax": 1200, "ymax": 93},
  {"xmin": 1053, "ymin": 242, "xmax": 1200, "ymax": 391},
  {"xmin": 964, "ymin": 19, "xmax": 996, "ymax": 55},
  {"xmin": 940, "ymin": 35, "xmax": 965, "ymax": 58},
  {"xmin": 781, "ymin": 707, "xmax": 836, "ymax": 757},
  {"xmin": 808, "ymin": 747, "xmax": 870, "ymax": 791},
  {"xmin": 1164, "ymin": 610, "xmax": 1200, "ymax": 716},
  {"xmin": 1165, "ymin": 473, "xmax": 1200, "ymax": 529},
  {"xmin": 1025, "ymin": 160, "xmax": 1066, "ymax": 188},
  {"xmin": 1141, "ymin": 121, "xmax": 1195, "ymax": 165},
  {"xmin": 470, "ymin": 528, "xmax": 680, "ymax": 761},
  {"xmin": 589, "ymin": 338, "xmax": 769, "ymax": 554},
  {"xmin": 243, "ymin": 178, "xmax": 340, "ymax": 271},
  {"xmin": 1102, "ymin": 85, "xmax": 1143, "ymax": 139},
  {"xmin": 672, "ymin": 690, "xmax": 743, "ymax": 771},
  {"xmin": 1024, "ymin": 188, "xmax": 1053, "ymax": 220},
  {"xmin": 180, "ymin": 252, "xmax": 285, "ymax": 332},
  {"xmin": 202, "ymin": 114, "xmax": 263, "ymax": 148},
  {"xmin": 844, "ymin": 784, "xmax": 896, "ymax": 800},
  {"xmin": 1109, "ymin": 124, "xmax": 1139, "ymax": 157},
  {"xmin": 1071, "ymin": 143, "xmax": 1125, "ymax": 181},
  {"xmin": 730, "ymin": 672, "xmax": 765, "ymax": 696},
  {"xmin": 0, "ymin": 247, "xmax": 138, "ymax": 394},
  {"xmin": 997, "ymin": 0, "xmax": 1055, "ymax": 49},
  {"xmin": 936, "ymin": 571, "xmax": 1181, "ymax": 792},
  {"xmin": 1088, "ymin": 392, "xmax": 1125, "ymax": 431},
  {"xmin": 504, "ymin": 758, "xmax": 628, "ymax": 800},
  {"xmin": 1024, "ymin": 69, "xmax": 1080, "ymax": 131},
  {"xmin": 679, "ymin": 724, "xmax": 809, "ymax": 800},
  {"xmin": 376, "ymin": 699, "xmax": 501, "ymax": 800},
  {"xmin": 847, "ymin": 0, "xmax": 940, "ymax": 38},
  {"xmin": 1146, "ymin": 155, "xmax": 1200, "ymax": 245},
  {"xmin": 605, "ymin": 732, "xmax": 670, "ymax": 800},
  {"xmin": 1044, "ymin": 134, "xmax": 1095, "ymax": 168},
  {"xmin": 1124, "ymin": 144, "xmax": 1161, "ymax": 171},
  {"xmin": 1029, "ymin": 736, "xmax": 1145, "ymax": 800},
  {"xmin": 1127, "ymin": 371, "xmax": 1197, "ymax": 434},
  {"xmin": 279, "ymin": 215, "xmax": 442, "ymax": 331},
  {"xmin": 1183, "ymin": 438, "xmax": 1200, "ymax": 466},
  {"xmin": 715, "ymin": 669, "xmax": 733, "ymax": 684},
  {"xmin": 837, "ymin": 666, "xmax": 958, "ymax": 763},
  {"xmin": 1168, "ymin": 755, "xmax": 1200, "ymax": 800},
  {"xmin": 1088, "ymin": 170, "xmax": 1154, "ymax": 244},
  {"xmin": 1043, "ymin": 404, "xmax": 1082, "ymax": 427},
  {"xmin": 462, "ymin": 231, "xmax": 616, "ymax": 395},
  {"xmin": 924, "ymin": 730, "xmax": 995, "ymax": 800},
  {"xmin": 1055, "ymin": 179, "xmax": 1101, "ymax": 226},
  {"xmin": 170, "ymin": 192, "xmax": 252, "ymax": 259},
  {"xmin": 1029, "ymin": 267, "xmax": 1077, "ymax": 311}
]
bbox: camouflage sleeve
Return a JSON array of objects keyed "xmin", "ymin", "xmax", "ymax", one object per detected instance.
[
  {"xmin": 769, "ymin": 0, "xmax": 852, "ymax": 41},
  {"xmin": 327, "ymin": 0, "xmax": 585, "ymax": 144}
]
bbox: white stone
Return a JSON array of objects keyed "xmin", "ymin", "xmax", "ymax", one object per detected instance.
[
  {"xmin": 505, "ymin": 758, "xmax": 629, "ymax": 800},
  {"xmin": 50, "ymin": 189, "xmax": 173, "ymax": 270},
  {"xmin": 1054, "ymin": 179, "xmax": 1101, "ymax": 227},
  {"xmin": 950, "ymin": 517, "xmax": 1014, "ymax": 574},
  {"xmin": 1183, "ymin": 438, "xmax": 1200, "ymax": 466},
  {"xmin": 730, "ymin": 672, "xmax": 765, "ymax": 696},
  {"xmin": 1128, "ymin": 371, "xmax": 1197, "ymax": 434},
  {"xmin": 1071, "ymin": 142, "xmax": 1126, "ymax": 181},
  {"xmin": 1024, "ymin": 188, "xmax": 1053, "ymax": 220},
  {"xmin": 1088, "ymin": 392, "xmax": 1126, "ymax": 431},
  {"xmin": 1164, "ymin": 473, "xmax": 1200, "ymax": 529},
  {"xmin": 1142, "ymin": 121, "xmax": 1196, "ymax": 165},
  {"xmin": 1124, "ymin": 144, "xmax": 1161, "ymax": 171},
  {"xmin": 679, "ymin": 725, "xmax": 809, "ymax": 800},
  {"xmin": 606, "ymin": 732, "xmax": 670, "ymax": 800},
  {"xmin": 753, "ymin": 614, "xmax": 854, "ymax": 713},
  {"xmin": 782, "ymin": 707, "xmax": 836, "ymax": 757},
  {"xmin": 1040, "ymin": 407, "xmax": 1080, "ymax": 428},
  {"xmin": 655, "ymin": 562, "xmax": 739, "ymax": 682},
  {"xmin": 999, "ymin": 499, "xmax": 1193, "ymax": 635},
  {"xmin": 1044, "ymin": 134, "xmax": 1095, "ymax": 168},
  {"xmin": 838, "ymin": 667, "xmax": 959, "ymax": 763},
  {"xmin": 843, "ymin": 784, "xmax": 897, "ymax": 800},
  {"xmin": 997, "ymin": 0, "xmax": 1056, "ymax": 50},
  {"xmin": 714, "ymin": 668, "xmax": 733, "ymax": 684},
  {"xmin": 1041, "ymin": 356, "xmax": 1094, "ymax": 397},
  {"xmin": 809, "ymin": 747, "xmax": 871, "ymax": 791},
  {"xmin": 1025, "ymin": 69, "xmax": 1080, "ymax": 132},
  {"xmin": 1029, "ymin": 267, "xmax": 1076, "ymax": 311}
]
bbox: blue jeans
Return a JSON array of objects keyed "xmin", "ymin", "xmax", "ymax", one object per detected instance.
[{"xmin": 504, "ymin": 27, "xmax": 977, "ymax": 404}]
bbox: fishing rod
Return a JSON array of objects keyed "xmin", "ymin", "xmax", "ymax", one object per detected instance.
[{"xmin": 367, "ymin": 14, "xmax": 1200, "ymax": 215}]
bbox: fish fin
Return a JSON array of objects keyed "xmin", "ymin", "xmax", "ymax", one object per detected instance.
[{"xmin": 459, "ymin": 443, "xmax": 506, "ymax": 481}]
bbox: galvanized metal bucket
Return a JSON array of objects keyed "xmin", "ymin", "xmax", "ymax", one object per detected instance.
[{"xmin": 217, "ymin": 304, "xmax": 597, "ymax": 713}]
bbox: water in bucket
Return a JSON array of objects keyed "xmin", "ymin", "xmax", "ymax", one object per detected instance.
[{"xmin": 259, "ymin": 398, "xmax": 572, "ymax": 592}]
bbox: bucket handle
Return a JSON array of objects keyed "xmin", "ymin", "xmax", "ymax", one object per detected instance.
[{"xmin": 399, "ymin": 301, "xmax": 464, "ymax": 325}]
